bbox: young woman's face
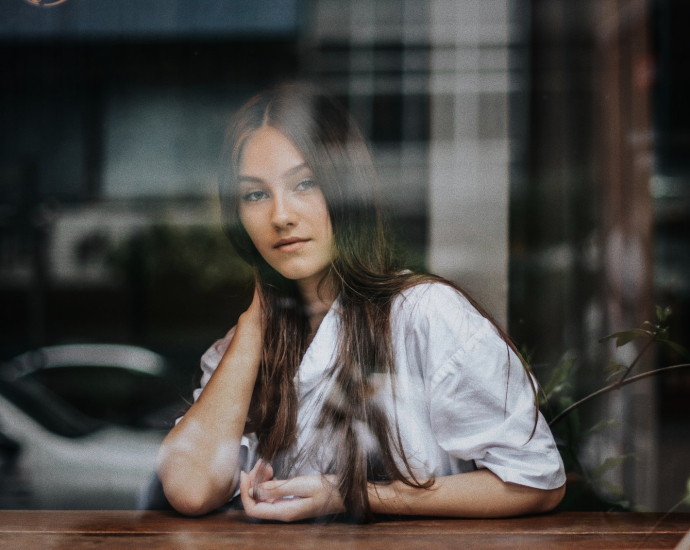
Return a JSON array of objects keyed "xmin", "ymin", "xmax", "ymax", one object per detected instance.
[{"xmin": 238, "ymin": 125, "xmax": 334, "ymax": 290}]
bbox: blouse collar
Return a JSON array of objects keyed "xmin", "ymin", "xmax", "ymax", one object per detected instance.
[{"xmin": 296, "ymin": 297, "xmax": 340, "ymax": 397}]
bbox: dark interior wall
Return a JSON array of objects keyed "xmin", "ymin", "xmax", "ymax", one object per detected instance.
[
  {"xmin": 509, "ymin": 1, "xmax": 601, "ymax": 370},
  {"xmin": 510, "ymin": 0, "xmax": 690, "ymax": 512},
  {"xmin": 651, "ymin": 0, "xmax": 690, "ymax": 512},
  {"xmin": 651, "ymin": 0, "xmax": 690, "ymax": 423}
]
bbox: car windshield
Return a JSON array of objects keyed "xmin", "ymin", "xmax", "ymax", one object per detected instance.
[
  {"xmin": 25, "ymin": 366, "xmax": 185, "ymax": 429},
  {"xmin": 0, "ymin": 378, "xmax": 104, "ymax": 438}
]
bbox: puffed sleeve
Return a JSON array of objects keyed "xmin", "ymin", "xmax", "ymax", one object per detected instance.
[{"xmin": 402, "ymin": 283, "xmax": 565, "ymax": 490}]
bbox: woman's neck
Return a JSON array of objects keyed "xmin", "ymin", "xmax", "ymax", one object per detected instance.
[{"xmin": 297, "ymin": 272, "xmax": 336, "ymax": 336}]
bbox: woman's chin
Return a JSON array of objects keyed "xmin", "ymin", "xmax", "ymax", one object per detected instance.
[
  {"xmin": 272, "ymin": 267, "xmax": 317, "ymax": 282},
  {"xmin": 271, "ymin": 265, "xmax": 332, "ymax": 291}
]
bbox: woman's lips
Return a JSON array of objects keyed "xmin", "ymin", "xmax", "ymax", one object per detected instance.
[{"xmin": 274, "ymin": 238, "xmax": 309, "ymax": 252}]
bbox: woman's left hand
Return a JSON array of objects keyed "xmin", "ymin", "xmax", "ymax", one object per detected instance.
[{"xmin": 239, "ymin": 460, "xmax": 345, "ymax": 522}]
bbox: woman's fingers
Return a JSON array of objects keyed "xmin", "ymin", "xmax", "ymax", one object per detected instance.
[
  {"xmin": 254, "ymin": 477, "xmax": 308, "ymax": 502},
  {"xmin": 241, "ymin": 470, "xmax": 301, "ymax": 521},
  {"xmin": 242, "ymin": 474, "xmax": 345, "ymax": 522},
  {"xmin": 251, "ymin": 460, "xmax": 274, "ymax": 499},
  {"xmin": 256, "ymin": 476, "xmax": 342, "ymax": 506},
  {"xmin": 244, "ymin": 495, "xmax": 315, "ymax": 522},
  {"xmin": 248, "ymin": 458, "xmax": 263, "ymax": 477},
  {"xmin": 239, "ymin": 471, "xmax": 254, "ymax": 511},
  {"xmin": 243, "ymin": 459, "xmax": 274, "ymax": 499},
  {"xmin": 244, "ymin": 459, "xmax": 261, "ymax": 496},
  {"xmin": 257, "ymin": 461, "xmax": 274, "ymax": 483}
]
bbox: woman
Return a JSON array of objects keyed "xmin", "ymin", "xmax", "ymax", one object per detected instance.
[{"xmin": 157, "ymin": 83, "xmax": 566, "ymax": 522}]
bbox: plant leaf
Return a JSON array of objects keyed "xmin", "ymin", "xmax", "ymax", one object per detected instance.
[
  {"xmin": 662, "ymin": 340, "xmax": 690, "ymax": 359},
  {"xmin": 550, "ymin": 382, "xmax": 573, "ymax": 396},
  {"xmin": 558, "ymin": 396, "xmax": 574, "ymax": 409},
  {"xmin": 543, "ymin": 356, "xmax": 576, "ymax": 400},
  {"xmin": 604, "ymin": 360, "xmax": 626, "ymax": 381},
  {"xmin": 599, "ymin": 329, "xmax": 652, "ymax": 347},
  {"xmin": 557, "ymin": 396, "xmax": 580, "ymax": 448},
  {"xmin": 656, "ymin": 305, "xmax": 672, "ymax": 322},
  {"xmin": 591, "ymin": 454, "xmax": 634, "ymax": 479},
  {"xmin": 604, "ymin": 360, "xmax": 624, "ymax": 375},
  {"xmin": 585, "ymin": 419, "xmax": 621, "ymax": 438},
  {"xmin": 606, "ymin": 370, "xmax": 624, "ymax": 382}
]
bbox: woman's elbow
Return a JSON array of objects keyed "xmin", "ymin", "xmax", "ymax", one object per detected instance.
[
  {"xmin": 535, "ymin": 484, "xmax": 566, "ymax": 513},
  {"xmin": 165, "ymin": 486, "xmax": 216, "ymax": 517},
  {"xmin": 157, "ymin": 450, "xmax": 235, "ymax": 516},
  {"xmin": 159, "ymin": 470, "xmax": 232, "ymax": 516}
]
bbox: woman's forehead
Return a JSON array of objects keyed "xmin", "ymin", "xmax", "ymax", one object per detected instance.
[{"xmin": 239, "ymin": 126, "xmax": 311, "ymax": 179}]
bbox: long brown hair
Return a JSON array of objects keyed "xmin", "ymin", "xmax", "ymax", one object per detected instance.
[{"xmin": 219, "ymin": 83, "xmax": 535, "ymax": 521}]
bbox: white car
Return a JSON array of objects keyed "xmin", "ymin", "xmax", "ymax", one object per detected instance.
[{"xmin": 0, "ymin": 344, "xmax": 182, "ymax": 509}]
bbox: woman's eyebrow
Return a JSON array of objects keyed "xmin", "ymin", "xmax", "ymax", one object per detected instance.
[
  {"xmin": 283, "ymin": 162, "xmax": 310, "ymax": 178},
  {"xmin": 238, "ymin": 175, "xmax": 264, "ymax": 184}
]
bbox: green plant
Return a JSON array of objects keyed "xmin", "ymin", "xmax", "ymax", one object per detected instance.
[{"xmin": 538, "ymin": 306, "xmax": 690, "ymax": 511}]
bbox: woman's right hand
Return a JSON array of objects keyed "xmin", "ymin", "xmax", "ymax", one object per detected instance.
[{"xmin": 237, "ymin": 286, "xmax": 264, "ymax": 345}]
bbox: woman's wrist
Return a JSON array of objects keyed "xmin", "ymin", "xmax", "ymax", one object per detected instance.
[
  {"xmin": 236, "ymin": 310, "xmax": 262, "ymax": 340},
  {"xmin": 367, "ymin": 480, "xmax": 419, "ymax": 515}
]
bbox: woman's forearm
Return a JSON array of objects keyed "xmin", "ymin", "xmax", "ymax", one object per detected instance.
[
  {"xmin": 368, "ymin": 469, "xmax": 565, "ymax": 518},
  {"xmin": 157, "ymin": 314, "xmax": 262, "ymax": 516}
]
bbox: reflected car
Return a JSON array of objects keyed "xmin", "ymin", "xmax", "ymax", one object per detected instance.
[{"xmin": 0, "ymin": 344, "xmax": 186, "ymax": 510}]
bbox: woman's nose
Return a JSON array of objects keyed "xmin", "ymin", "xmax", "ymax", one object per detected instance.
[{"xmin": 270, "ymin": 194, "xmax": 296, "ymax": 229}]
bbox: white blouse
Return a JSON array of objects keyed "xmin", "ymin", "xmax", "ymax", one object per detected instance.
[{"xmin": 191, "ymin": 282, "xmax": 565, "ymax": 493}]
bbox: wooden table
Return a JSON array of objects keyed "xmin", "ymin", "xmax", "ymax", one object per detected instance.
[{"xmin": 0, "ymin": 510, "xmax": 688, "ymax": 549}]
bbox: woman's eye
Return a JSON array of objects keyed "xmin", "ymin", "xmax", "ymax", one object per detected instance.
[
  {"xmin": 296, "ymin": 179, "xmax": 316, "ymax": 191},
  {"xmin": 242, "ymin": 190, "xmax": 267, "ymax": 202}
]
